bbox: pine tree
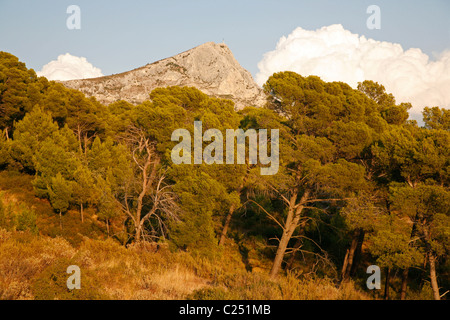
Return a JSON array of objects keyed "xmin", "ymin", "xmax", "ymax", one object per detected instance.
[
  {"xmin": 47, "ymin": 173, "xmax": 73, "ymax": 230},
  {"xmin": 72, "ymin": 165, "xmax": 95, "ymax": 223}
]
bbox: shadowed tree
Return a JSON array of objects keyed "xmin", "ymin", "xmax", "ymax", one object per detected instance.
[
  {"xmin": 0, "ymin": 130, "xmax": 11, "ymax": 168},
  {"xmin": 367, "ymin": 212, "xmax": 424, "ymax": 300},
  {"xmin": 372, "ymin": 121, "xmax": 450, "ymax": 300},
  {"xmin": 389, "ymin": 183, "xmax": 450, "ymax": 300},
  {"xmin": 340, "ymin": 192, "xmax": 383, "ymax": 282}
]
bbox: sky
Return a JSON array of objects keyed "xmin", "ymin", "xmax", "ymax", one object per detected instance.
[{"xmin": 1, "ymin": 0, "xmax": 449, "ymax": 120}]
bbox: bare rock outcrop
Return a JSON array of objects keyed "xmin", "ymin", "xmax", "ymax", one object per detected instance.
[{"xmin": 62, "ymin": 42, "xmax": 267, "ymax": 109}]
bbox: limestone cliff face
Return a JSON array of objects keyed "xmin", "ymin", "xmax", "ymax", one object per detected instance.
[{"xmin": 61, "ymin": 42, "xmax": 267, "ymax": 109}]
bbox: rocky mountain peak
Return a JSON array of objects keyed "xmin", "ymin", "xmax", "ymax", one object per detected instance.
[{"xmin": 61, "ymin": 42, "xmax": 267, "ymax": 109}]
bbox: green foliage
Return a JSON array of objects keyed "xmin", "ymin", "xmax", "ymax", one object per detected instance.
[
  {"xmin": 368, "ymin": 215, "xmax": 424, "ymax": 269},
  {"xmin": 372, "ymin": 124, "xmax": 450, "ymax": 186},
  {"xmin": 87, "ymin": 137, "xmax": 131, "ymax": 190},
  {"xmin": 390, "ymin": 183, "xmax": 450, "ymax": 221},
  {"xmin": 105, "ymin": 100, "xmax": 134, "ymax": 136},
  {"xmin": 309, "ymin": 159, "xmax": 367, "ymax": 196},
  {"xmin": 135, "ymin": 86, "xmax": 240, "ymax": 160},
  {"xmin": 72, "ymin": 165, "xmax": 96, "ymax": 207},
  {"xmin": 358, "ymin": 80, "xmax": 410, "ymax": 125},
  {"xmin": 264, "ymin": 72, "xmax": 387, "ymax": 135},
  {"xmin": 33, "ymin": 134, "xmax": 79, "ymax": 198},
  {"xmin": 341, "ymin": 193, "xmax": 384, "ymax": 232},
  {"xmin": 10, "ymin": 106, "xmax": 59, "ymax": 171},
  {"xmin": 96, "ymin": 176, "xmax": 122, "ymax": 229},
  {"xmin": 47, "ymin": 173, "xmax": 73, "ymax": 214},
  {"xmin": 327, "ymin": 121, "xmax": 373, "ymax": 159},
  {"xmin": 390, "ymin": 183, "xmax": 450, "ymax": 256},
  {"xmin": 0, "ymin": 51, "xmax": 41, "ymax": 130},
  {"xmin": 63, "ymin": 90, "xmax": 107, "ymax": 141},
  {"xmin": 423, "ymin": 106, "xmax": 450, "ymax": 131},
  {"xmin": 169, "ymin": 166, "xmax": 228, "ymax": 257}
]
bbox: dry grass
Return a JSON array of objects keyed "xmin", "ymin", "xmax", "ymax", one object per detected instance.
[
  {"xmin": 137, "ymin": 264, "xmax": 209, "ymax": 299},
  {"xmin": 0, "ymin": 229, "xmax": 371, "ymax": 300},
  {"xmin": 0, "ymin": 230, "xmax": 75, "ymax": 299}
]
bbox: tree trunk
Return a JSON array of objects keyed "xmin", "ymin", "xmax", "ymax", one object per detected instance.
[
  {"xmin": 80, "ymin": 203, "xmax": 84, "ymax": 223},
  {"xmin": 384, "ymin": 267, "xmax": 391, "ymax": 300},
  {"xmin": 84, "ymin": 134, "xmax": 88, "ymax": 156},
  {"xmin": 429, "ymin": 253, "xmax": 440, "ymax": 300},
  {"xmin": 341, "ymin": 250, "xmax": 349, "ymax": 280},
  {"xmin": 269, "ymin": 190, "xmax": 309, "ymax": 279},
  {"xmin": 270, "ymin": 227, "xmax": 293, "ymax": 278},
  {"xmin": 59, "ymin": 210, "xmax": 62, "ymax": 230},
  {"xmin": 400, "ymin": 268, "xmax": 409, "ymax": 300},
  {"xmin": 350, "ymin": 230, "xmax": 365, "ymax": 277},
  {"xmin": 285, "ymin": 221, "xmax": 309, "ymax": 271},
  {"xmin": 219, "ymin": 203, "xmax": 237, "ymax": 246},
  {"xmin": 106, "ymin": 219, "xmax": 110, "ymax": 237},
  {"xmin": 342, "ymin": 229, "xmax": 361, "ymax": 281},
  {"xmin": 134, "ymin": 150, "xmax": 159, "ymax": 243},
  {"xmin": 135, "ymin": 222, "xmax": 142, "ymax": 242},
  {"xmin": 423, "ymin": 227, "xmax": 440, "ymax": 300}
]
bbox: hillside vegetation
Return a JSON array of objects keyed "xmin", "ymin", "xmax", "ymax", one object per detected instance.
[{"xmin": 0, "ymin": 51, "xmax": 448, "ymax": 300}]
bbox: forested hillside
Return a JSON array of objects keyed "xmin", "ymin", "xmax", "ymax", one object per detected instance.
[{"xmin": 0, "ymin": 51, "xmax": 448, "ymax": 300}]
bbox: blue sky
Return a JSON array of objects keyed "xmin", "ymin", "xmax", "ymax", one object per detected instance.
[{"xmin": 1, "ymin": 0, "xmax": 449, "ymax": 77}]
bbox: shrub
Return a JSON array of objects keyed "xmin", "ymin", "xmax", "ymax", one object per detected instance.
[
  {"xmin": 32, "ymin": 257, "xmax": 108, "ymax": 300},
  {"xmin": 16, "ymin": 204, "xmax": 38, "ymax": 234},
  {"xmin": 0, "ymin": 193, "xmax": 38, "ymax": 233}
]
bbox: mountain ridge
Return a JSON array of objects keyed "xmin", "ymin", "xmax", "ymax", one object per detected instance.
[{"xmin": 61, "ymin": 42, "xmax": 267, "ymax": 109}]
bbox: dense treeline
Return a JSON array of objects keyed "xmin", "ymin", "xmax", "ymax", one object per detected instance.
[{"xmin": 0, "ymin": 51, "xmax": 448, "ymax": 300}]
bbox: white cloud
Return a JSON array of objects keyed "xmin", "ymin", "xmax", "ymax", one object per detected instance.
[
  {"xmin": 256, "ymin": 24, "xmax": 450, "ymax": 120},
  {"xmin": 37, "ymin": 53, "xmax": 103, "ymax": 81}
]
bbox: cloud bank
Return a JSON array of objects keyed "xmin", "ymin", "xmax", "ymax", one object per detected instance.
[
  {"xmin": 37, "ymin": 53, "xmax": 103, "ymax": 81},
  {"xmin": 256, "ymin": 24, "xmax": 450, "ymax": 120}
]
